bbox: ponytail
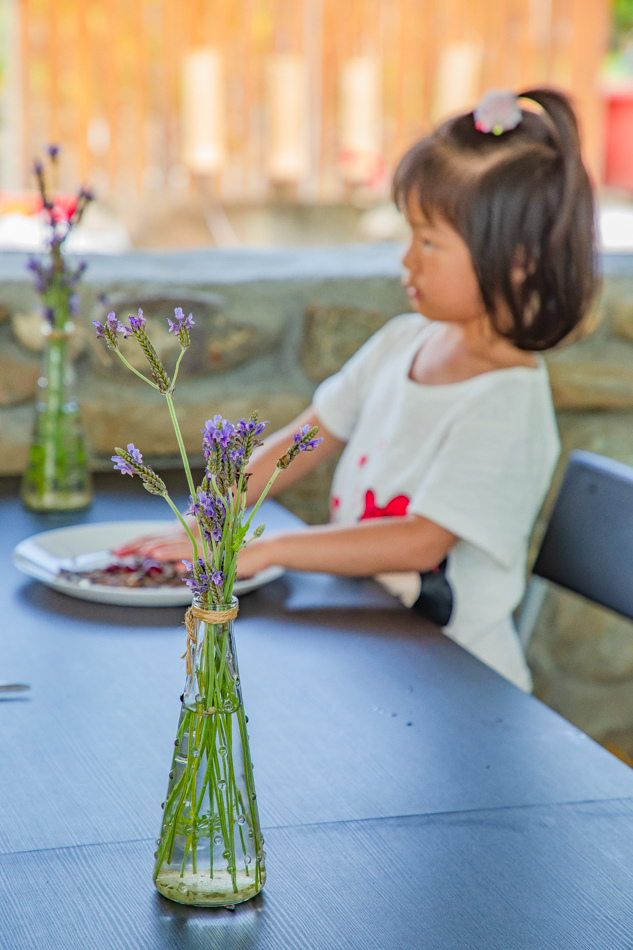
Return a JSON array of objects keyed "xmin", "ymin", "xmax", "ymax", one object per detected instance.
[{"xmin": 519, "ymin": 88, "xmax": 584, "ymax": 255}]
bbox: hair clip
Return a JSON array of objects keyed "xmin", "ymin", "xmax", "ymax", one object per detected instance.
[{"xmin": 473, "ymin": 89, "xmax": 522, "ymax": 136}]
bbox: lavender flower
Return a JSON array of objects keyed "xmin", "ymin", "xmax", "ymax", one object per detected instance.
[
  {"xmin": 182, "ymin": 558, "xmax": 224, "ymax": 598},
  {"xmin": 202, "ymin": 416, "xmax": 236, "ymax": 450},
  {"xmin": 277, "ymin": 425, "xmax": 324, "ymax": 470},
  {"xmin": 27, "ymin": 148, "xmax": 93, "ymax": 332},
  {"xmin": 128, "ymin": 308, "xmax": 146, "ymax": 332},
  {"xmin": 69, "ymin": 294, "xmax": 80, "ymax": 317},
  {"xmin": 182, "ymin": 558, "xmax": 210, "ymax": 597},
  {"xmin": 93, "ymin": 311, "xmax": 130, "ymax": 350},
  {"xmin": 236, "ymin": 417, "xmax": 267, "ymax": 439},
  {"xmin": 167, "ymin": 307, "xmax": 194, "ymax": 348},
  {"xmin": 112, "ymin": 442, "xmax": 144, "ymax": 476},
  {"xmin": 187, "ymin": 490, "xmax": 216, "ymax": 519},
  {"xmin": 111, "ymin": 443, "xmax": 167, "ymax": 496},
  {"xmin": 42, "ymin": 306, "xmax": 55, "ymax": 324},
  {"xmin": 124, "ymin": 308, "xmax": 172, "ymax": 393}
]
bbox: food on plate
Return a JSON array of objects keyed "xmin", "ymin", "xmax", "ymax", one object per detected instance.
[{"xmin": 60, "ymin": 556, "xmax": 185, "ymax": 589}]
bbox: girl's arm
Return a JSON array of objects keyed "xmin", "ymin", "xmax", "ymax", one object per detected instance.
[
  {"xmin": 114, "ymin": 407, "xmax": 344, "ymax": 560},
  {"xmin": 237, "ymin": 514, "xmax": 458, "ymax": 578},
  {"xmin": 243, "ymin": 407, "xmax": 344, "ymax": 500}
]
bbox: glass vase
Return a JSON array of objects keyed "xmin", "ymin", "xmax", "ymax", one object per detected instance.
[
  {"xmin": 154, "ymin": 596, "xmax": 266, "ymax": 906},
  {"xmin": 20, "ymin": 322, "xmax": 92, "ymax": 512}
]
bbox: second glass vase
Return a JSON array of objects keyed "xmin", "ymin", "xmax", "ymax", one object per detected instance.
[
  {"xmin": 154, "ymin": 596, "xmax": 266, "ymax": 906},
  {"xmin": 20, "ymin": 323, "xmax": 92, "ymax": 511}
]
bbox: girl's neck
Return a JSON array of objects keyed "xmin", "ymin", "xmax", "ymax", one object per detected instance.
[{"xmin": 409, "ymin": 318, "xmax": 537, "ymax": 386}]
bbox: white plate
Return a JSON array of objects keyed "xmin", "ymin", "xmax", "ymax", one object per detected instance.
[{"xmin": 12, "ymin": 520, "xmax": 284, "ymax": 607}]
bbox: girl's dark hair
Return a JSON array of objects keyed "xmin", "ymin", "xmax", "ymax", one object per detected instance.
[{"xmin": 393, "ymin": 89, "xmax": 597, "ymax": 350}]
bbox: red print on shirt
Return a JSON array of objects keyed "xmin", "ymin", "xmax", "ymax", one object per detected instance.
[{"xmin": 361, "ymin": 489, "xmax": 410, "ymax": 520}]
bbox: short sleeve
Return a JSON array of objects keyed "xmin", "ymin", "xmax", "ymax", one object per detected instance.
[
  {"xmin": 313, "ymin": 314, "xmax": 425, "ymax": 441},
  {"xmin": 409, "ymin": 378, "xmax": 560, "ymax": 568}
]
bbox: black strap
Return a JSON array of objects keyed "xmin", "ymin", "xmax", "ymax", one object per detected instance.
[{"xmin": 411, "ymin": 558, "xmax": 453, "ymax": 627}]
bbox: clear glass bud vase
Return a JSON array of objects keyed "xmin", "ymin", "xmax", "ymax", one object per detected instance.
[
  {"xmin": 154, "ymin": 596, "xmax": 266, "ymax": 906},
  {"xmin": 21, "ymin": 323, "xmax": 92, "ymax": 511}
]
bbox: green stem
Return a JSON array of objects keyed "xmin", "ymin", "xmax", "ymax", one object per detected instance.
[
  {"xmin": 165, "ymin": 391, "xmax": 209, "ymax": 564},
  {"xmin": 114, "ymin": 349, "xmax": 160, "ymax": 389},
  {"xmin": 163, "ymin": 493, "xmax": 199, "ymax": 563},
  {"xmin": 165, "ymin": 391, "xmax": 196, "ymax": 501},
  {"xmin": 171, "ymin": 348, "xmax": 186, "ymax": 387},
  {"xmin": 243, "ymin": 466, "xmax": 282, "ymax": 533}
]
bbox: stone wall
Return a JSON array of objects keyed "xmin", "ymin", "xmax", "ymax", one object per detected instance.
[
  {"xmin": 3, "ymin": 244, "xmax": 633, "ymax": 756},
  {"xmin": 0, "ymin": 244, "xmax": 409, "ymax": 525}
]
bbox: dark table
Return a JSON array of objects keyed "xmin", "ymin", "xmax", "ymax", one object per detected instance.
[{"xmin": 2, "ymin": 475, "xmax": 633, "ymax": 950}]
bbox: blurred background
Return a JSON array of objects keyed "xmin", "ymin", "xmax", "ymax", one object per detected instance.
[
  {"xmin": 0, "ymin": 0, "xmax": 623, "ymax": 251},
  {"xmin": 6, "ymin": 0, "xmax": 633, "ymax": 758}
]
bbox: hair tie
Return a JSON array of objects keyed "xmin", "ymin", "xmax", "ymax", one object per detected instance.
[{"xmin": 473, "ymin": 89, "xmax": 522, "ymax": 136}]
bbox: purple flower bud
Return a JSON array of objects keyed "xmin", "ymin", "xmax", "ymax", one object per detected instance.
[
  {"xmin": 47, "ymin": 144, "xmax": 60, "ymax": 160},
  {"xmin": 298, "ymin": 438, "xmax": 323, "ymax": 452},
  {"xmin": 126, "ymin": 443, "xmax": 143, "ymax": 464},
  {"xmin": 111, "ymin": 455, "xmax": 136, "ymax": 477},
  {"xmin": 293, "ymin": 424, "xmax": 311, "ymax": 443},
  {"xmin": 167, "ymin": 306, "xmax": 194, "ymax": 347},
  {"xmin": 111, "ymin": 443, "xmax": 143, "ymax": 477},
  {"xmin": 69, "ymin": 293, "xmax": 80, "ymax": 317},
  {"xmin": 128, "ymin": 308, "xmax": 146, "ymax": 332},
  {"xmin": 42, "ymin": 306, "xmax": 55, "ymax": 324},
  {"xmin": 33, "ymin": 159, "xmax": 44, "ymax": 176},
  {"xmin": 202, "ymin": 416, "xmax": 236, "ymax": 450},
  {"xmin": 167, "ymin": 307, "xmax": 195, "ymax": 332},
  {"xmin": 94, "ymin": 311, "xmax": 130, "ymax": 348},
  {"xmin": 187, "ymin": 490, "xmax": 217, "ymax": 520}
]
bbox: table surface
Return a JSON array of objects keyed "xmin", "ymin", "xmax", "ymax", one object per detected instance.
[{"xmin": 2, "ymin": 476, "xmax": 633, "ymax": 950}]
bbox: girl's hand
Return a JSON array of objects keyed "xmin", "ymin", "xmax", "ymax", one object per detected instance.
[
  {"xmin": 236, "ymin": 536, "xmax": 277, "ymax": 579},
  {"xmin": 114, "ymin": 526, "xmax": 194, "ymax": 563}
]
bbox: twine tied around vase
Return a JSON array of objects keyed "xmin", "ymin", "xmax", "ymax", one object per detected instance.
[
  {"xmin": 41, "ymin": 321, "xmax": 76, "ymax": 342},
  {"xmin": 182, "ymin": 603, "xmax": 239, "ymax": 675},
  {"xmin": 45, "ymin": 329, "xmax": 72, "ymax": 341}
]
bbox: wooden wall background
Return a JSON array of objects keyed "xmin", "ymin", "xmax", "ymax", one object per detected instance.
[{"xmin": 3, "ymin": 0, "xmax": 611, "ymax": 205}]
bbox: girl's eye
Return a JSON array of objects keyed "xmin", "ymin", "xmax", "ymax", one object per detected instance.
[{"xmin": 422, "ymin": 238, "xmax": 434, "ymax": 249}]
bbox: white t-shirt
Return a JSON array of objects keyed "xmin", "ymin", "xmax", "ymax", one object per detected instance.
[{"xmin": 312, "ymin": 314, "xmax": 560, "ymax": 691}]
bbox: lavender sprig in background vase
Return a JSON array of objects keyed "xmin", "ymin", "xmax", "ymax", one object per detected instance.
[
  {"xmin": 20, "ymin": 145, "xmax": 94, "ymax": 511},
  {"xmin": 94, "ymin": 306, "xmax": 322, "ymax": 905}
]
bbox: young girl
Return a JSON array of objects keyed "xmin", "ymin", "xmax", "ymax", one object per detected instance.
[{"xmin": 123, "ymin": 88, "xmax": 596, "ymax": 692}]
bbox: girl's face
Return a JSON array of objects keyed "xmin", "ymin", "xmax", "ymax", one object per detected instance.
[{"xmin": 401, "ymin": 193, "xmax": 488, "ymax": 327}]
